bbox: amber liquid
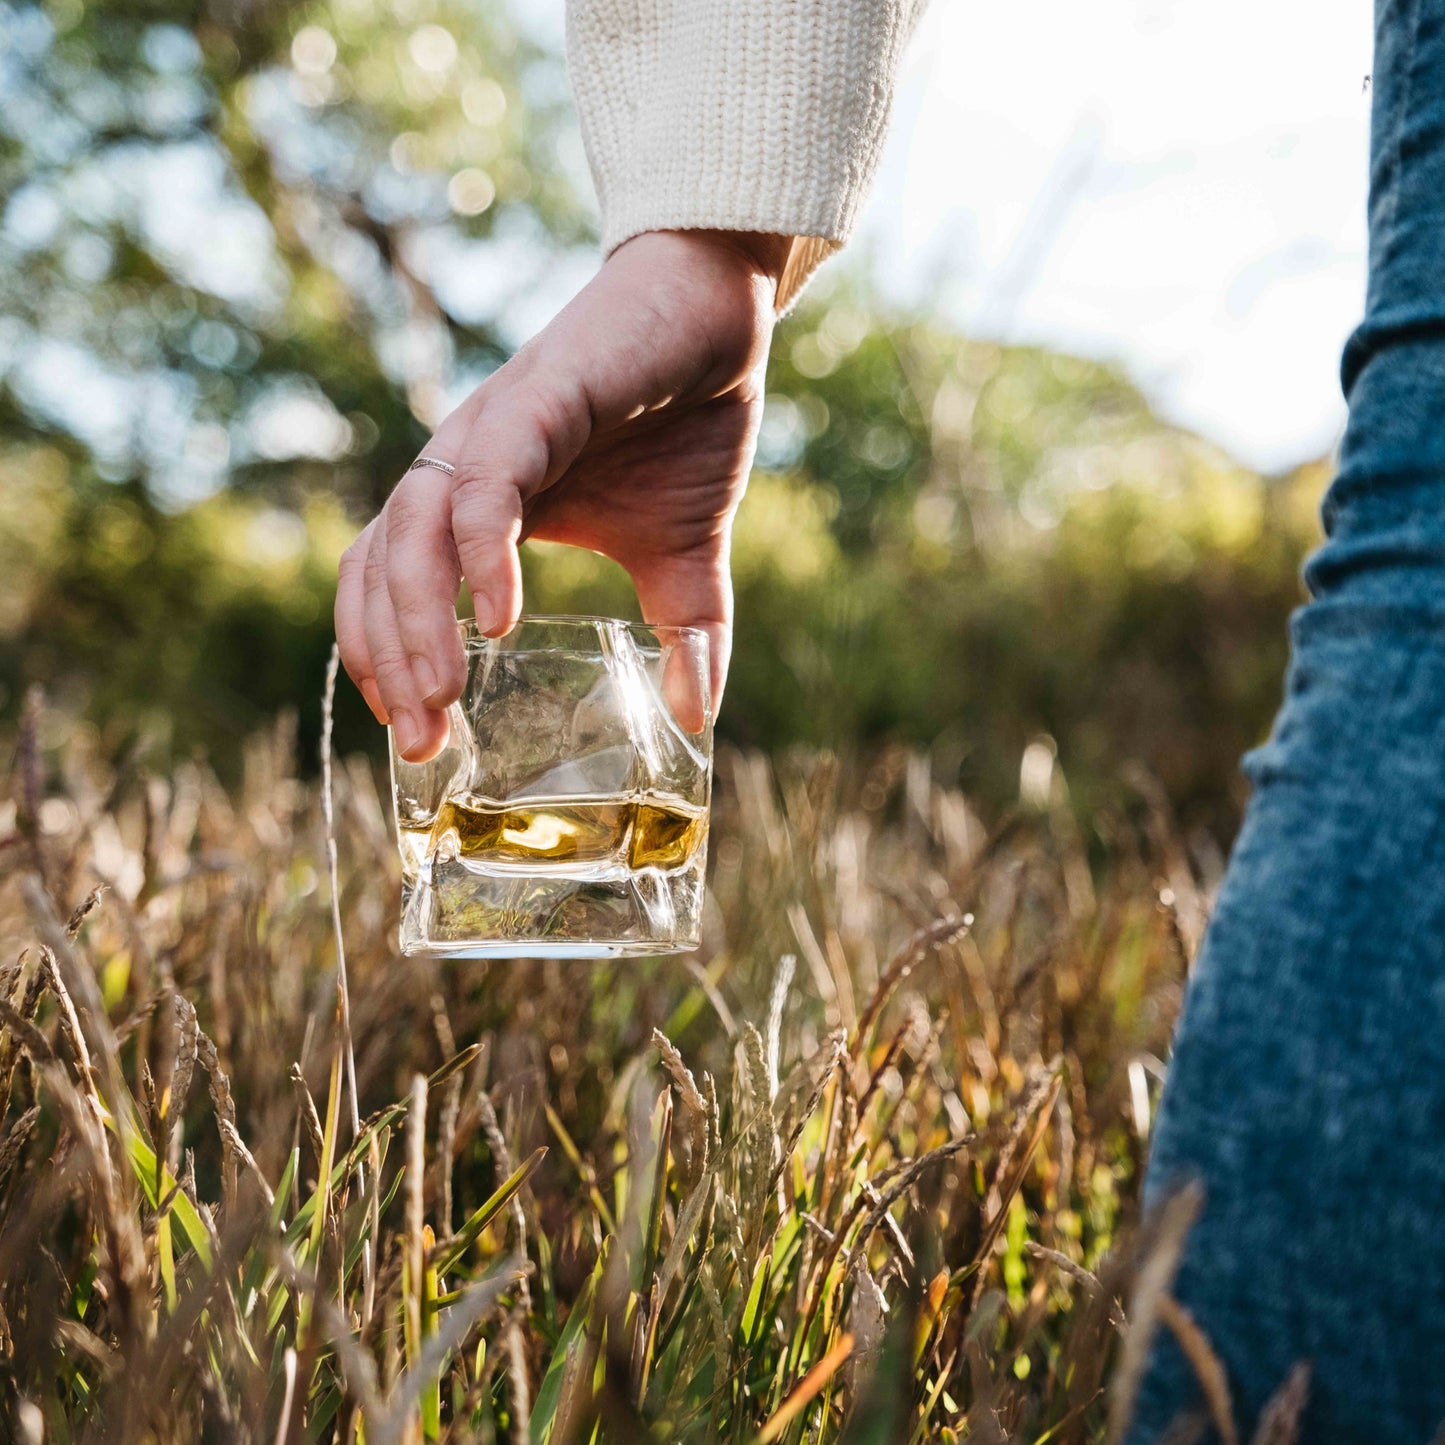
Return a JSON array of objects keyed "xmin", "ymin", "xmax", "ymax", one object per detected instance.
[{"xmin": 400, "ymin": 793, "xmax": 707, "ymax": 872}]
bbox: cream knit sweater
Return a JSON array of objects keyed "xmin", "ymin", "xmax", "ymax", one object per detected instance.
[{"xmin": 566, "ymin": 0, "xmax": 924, "ymax": 310}]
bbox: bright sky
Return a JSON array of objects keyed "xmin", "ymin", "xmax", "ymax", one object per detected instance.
[{"xmin": 855, "ymin": 0, "xmax": 1374, "ymax": 473}]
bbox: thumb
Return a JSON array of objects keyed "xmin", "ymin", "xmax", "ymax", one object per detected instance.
[{"xmin": 626, "ymin": 540, "xmax": 732, "ymax": 734}]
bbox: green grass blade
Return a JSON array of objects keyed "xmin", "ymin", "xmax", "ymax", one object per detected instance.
[
  {"xmin": 118, "ymin": 1123, "xmax": 214, "ymax": 1273},
  {"xmin": 431, "ymin": 1146, "xmax": 546, "ymax": 1277},
  {"xmin": 287, "ymin": 1046, "xmax": 482, "ymax": 1250},
  {"xmin": 529, "ymin": 1272, "xmax": 597, "ymax": 1445}
]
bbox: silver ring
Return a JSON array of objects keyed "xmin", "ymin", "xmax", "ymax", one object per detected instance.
[{"xmin": 407, "ymin": 455, "xmax": 457, "ymax": 477}]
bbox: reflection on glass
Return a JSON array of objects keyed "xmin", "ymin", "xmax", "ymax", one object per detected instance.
[{"xmin": 391, "ymin": 616, "xmax": 712, "ymax": 958}]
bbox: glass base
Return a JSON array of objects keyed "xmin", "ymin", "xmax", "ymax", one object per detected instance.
[
  {"xmin": 399, "ymin": 938, "xmax": 698, "ymax": 960},
  {"xmin": 398, "ymin": 854, "xmax": 707, "ymax": 959}
]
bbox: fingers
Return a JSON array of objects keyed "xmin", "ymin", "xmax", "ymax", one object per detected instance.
[
  {"xmin": 336, "ymin": 369, "xmax": 574, "ymax": 749},
  {"xmin": 336, "ymin": 524, "xmax": 387, "ymax": 724},
  {"xmin": 362, "ymin": 522, "xmax": 452, "ymax": 762},
  {"xmin": 626, "ymin": 540, "xmax": 733, "ymax": 732},
  {"xmin": 337, "ymin": 232, "xmax": 772, "ymax": 749},
  {"xmin": 336, "ymin": 498, "xmax": 462, "ymax": 761},
  {"xmin": 383, "ymin": 466, "xmax": 467, "ymax": 707},
  {"xmin": 449, "ymin": 402, "xmax": 547, "ymax": 637},
  {"xmin": 451, "ymin": 478, "xmax": 525, "ymax": 638}
]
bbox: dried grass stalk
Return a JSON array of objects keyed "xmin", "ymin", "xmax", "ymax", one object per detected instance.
[
  {"xmin": 1157, "ymin": 1295, "xmax": 1237, "ymax": 1445},
  {"xmin": 1107, "ymin": 1181, "xmax": 1205, "ymax": 1445},
  {"xmin": 1249, "ymin": 1362, "xmax": 1312, "ymax": 1445}
]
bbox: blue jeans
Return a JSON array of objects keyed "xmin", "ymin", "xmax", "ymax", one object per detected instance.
[{"xmin": 1131, "ymin": 1, "xmax": 1445, "ymax": 1439}]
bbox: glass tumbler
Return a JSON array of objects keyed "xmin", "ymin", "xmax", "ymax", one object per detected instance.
[{"xmin": 391, "ymin": 616, "xmax": 712, "ymax": 957}]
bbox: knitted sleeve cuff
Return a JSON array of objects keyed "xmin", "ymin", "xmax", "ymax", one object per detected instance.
[{"xmin": 565, "ymin": 0, "xmax": 922, "ymax": 311}]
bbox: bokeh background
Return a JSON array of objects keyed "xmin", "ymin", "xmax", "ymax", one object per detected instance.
[
  {"xmin": 0, "ymin": 7, "xmax": 1379, "ymax": 1434},
  {"xmin": 0, "ymin": 0, "xmax": 1370, "ymax": 841}
]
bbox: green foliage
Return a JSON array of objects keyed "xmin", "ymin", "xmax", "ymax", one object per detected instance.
[
  {"xmin": 0, "ymin": 0, "xmax": 1326, "ymax": 828},
  {"xmin": 0, "ymin": 317, "xmax": 1324, "ymax": 821},
  {"xmin": 2, "ymin": 0, "xmax": 1329, "ymax": 832},
  {"xmin": 0, "ymin": 0, "xmax": 581, "ymax": 509},
  {"xmin": 508, "ymin": 316, "xmax": 1325, "ymax": 832},
  {"xmin": 0, "ymin": 452, "xmax": 380, "ymax": 763}
]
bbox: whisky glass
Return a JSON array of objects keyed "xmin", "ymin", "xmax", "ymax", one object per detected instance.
[{"xmin": 391, "ymin": 616, "xmax": 712, "ymax": 958}]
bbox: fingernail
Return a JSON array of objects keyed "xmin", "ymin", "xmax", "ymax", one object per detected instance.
[
  {"xmin": 411, "ymin": 655, "xmax": 440, "ymax": 702},
  {"xmin": 473, "ymin": 595, "xmax": 496, "ymax": 636},
  {"xmin": 392, "ymin": 709, "xmax": 420, "ymax": 756},
  {"xmin": 360, "ymin": 679, "xmax": 389, "ymax": 724}
]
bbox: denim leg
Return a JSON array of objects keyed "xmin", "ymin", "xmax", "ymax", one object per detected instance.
[{"xmin": 1129, "ymin": 0, "xmax": 1445, "ymax": 1439}]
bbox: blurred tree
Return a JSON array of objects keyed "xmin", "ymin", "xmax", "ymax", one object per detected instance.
[
  {"xmin": 537, "ymin": 303, "xmax": 1324, "ymax": 835},
  {"xmin": 0, "ymin": 0, "xmax": 589, "ymax": 751},
  {"xmin": 0, "ymin": 0, "xmax": 588, "ymax": 509},
  {"xmin": 0, "ymin": 0, "xmax": 1324, "ymax": 831}
]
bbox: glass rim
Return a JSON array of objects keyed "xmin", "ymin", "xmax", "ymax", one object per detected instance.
[{"xmin": 455, "ymin": 614, "xmax": 710, "ymax": 646}]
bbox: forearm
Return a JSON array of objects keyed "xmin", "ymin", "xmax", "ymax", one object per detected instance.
[{"xmin": 566, "ymin": 0, "xmax": 925, "ymax": 310}]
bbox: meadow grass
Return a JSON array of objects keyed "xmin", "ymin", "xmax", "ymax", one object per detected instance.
[{"xmin": 0, "ymin": 683, "xmax": 1306, "ymax": 1443}]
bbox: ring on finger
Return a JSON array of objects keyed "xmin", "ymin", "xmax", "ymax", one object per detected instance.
[{"xmin": 407, "ymin": 455, "xmax": 457, "ymax": 477}]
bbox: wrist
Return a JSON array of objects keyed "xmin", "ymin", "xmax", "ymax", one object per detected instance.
[
  {"xmin": 613, "ymin": 229, "xmax": 791, "ymax": 308},
  {"xmin": 697, "ymin": 231, "xmax": 793, "ymax": 290}
]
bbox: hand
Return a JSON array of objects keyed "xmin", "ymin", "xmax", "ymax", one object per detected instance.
[{"xmin": 334, "ymin": 229, "xmax": 788, "ymax": 761}]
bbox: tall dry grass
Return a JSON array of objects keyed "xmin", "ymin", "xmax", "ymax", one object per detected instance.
[{"xmin": 0, "ymin": 683, "xmax": 1300, "ymax": 1443}]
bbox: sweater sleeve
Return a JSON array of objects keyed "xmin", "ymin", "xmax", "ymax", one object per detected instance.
[{"xmin": 565, "ymin": 0, "xmax": 924, "ymax": 311}]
